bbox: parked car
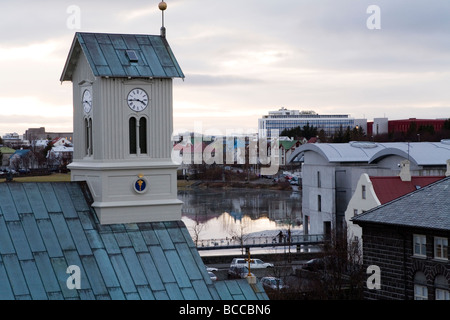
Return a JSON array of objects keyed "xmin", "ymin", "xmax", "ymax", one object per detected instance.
[
  {"xmin": 227, "ymin": 265, "xmax": 254, "ymax": 279},
  {"xmin": 302, "ymin": 257, "xmax": 326, "ymax": 272},
  {"xmin": 230, "ymin": 258, "xmax": 273, "ymax": 269},
  {"xmin": 205, "ymin": 266, "xmax": 218, "ymax": 272},
  {"xmin": 302, "ymin": 256, "xmax": 342, "ymax": 272},
  {"xmin": 260, "ymin": 277, "xmax": 289, "ymax": 291},
  {"xmin": 208, "ymin": 271, "xmax": 217, "ymax": 281}
]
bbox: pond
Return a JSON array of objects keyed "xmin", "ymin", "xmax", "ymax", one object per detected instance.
[{"xmin": 178, "ymin": 188, "xmax": 303, "ymax": 243}]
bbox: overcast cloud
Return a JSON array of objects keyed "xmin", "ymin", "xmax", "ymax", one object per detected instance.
[{"xmin": 1, "ymin": 0, "xmax": 450, "ymax": 136}]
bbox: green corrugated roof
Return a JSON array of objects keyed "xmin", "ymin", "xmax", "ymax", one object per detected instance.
[
  {"xmin": 60, "ymin": 32, "xmax": 184, "ymax": 82},
  {"xmin": 280, "ymin": 140, "xmax": 298, "ymax": 150},
  {"xmin": 0, "ymin": 182, "xmax": 268, "ymax": 300}
]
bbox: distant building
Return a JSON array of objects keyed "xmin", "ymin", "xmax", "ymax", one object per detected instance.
[
  {"xmin": 0, "ymin": 146, "xmax": 16, "ymax": 167},
  {"xmin": 9, "ymin": 149, "xmax": 38, "ymax": 170},
  {"xmin": 2, "ymin": 133, "xmax": 21, "ymax": 146},
  {"xmin": 279, "ymin": 139, "xmax": 302, "ymax": 166},
  {"xmin": 23, "ymin": 127, "xmax": 73, "ymax": 143},
  {"xmin": 258, "ymin": 108, "xmax": 360, "ymax": 138},
  {"xmin": 352, "ymin": 177, "xmax": 450, "ymax": 300},
  {"xmin": 367, "ymin": 118, "xmax": 447, "ymax": 137}
]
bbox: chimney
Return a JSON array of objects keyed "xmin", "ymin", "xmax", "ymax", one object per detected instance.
[
  {"xmin": 399, "ymin": 159, "xmax": 411, "ymax": 182},
  {"xmin": 446, "ymin": 159, "xmax": 450, "ymax": 177}
]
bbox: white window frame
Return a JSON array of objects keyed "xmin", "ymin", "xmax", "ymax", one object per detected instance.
[
  {"xmin": 434, "ymin": 237, "xmax": 448, "ymax": 260},
  {"xmin": 436, "ymin": 288, "xmax": 450, "ymax": 300},
  {"xmin": 413, "ymin": 234, "xmax": 426, "ymax": 257},
  {"xmin": 414, "ymin": 284, "xmax": 428, "ymax": 300}
]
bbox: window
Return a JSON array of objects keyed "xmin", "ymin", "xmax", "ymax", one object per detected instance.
[
  {"xmin": 414, "ymin": 272, "xmax": 428, "ymax": 300},
  {"xmin": 362, "ymin": 185, "xmax": 366, "ymax": 199},
  {"xmin": 139, "ymin": 117, "xmax": 147, "ymax": 154},
  {"xmin": 126, "ymin": 50, "xmax": 139, "ymax": 63},
  {"xmin": 413, "ymin": 234, "xmax": 426, "ymax": 257},
  {"xmin": 89, "ymin": 118, "xmax": 93, "ymax": 155},
  {"xmin": 318, "ymin": 195, "xmax": 322, "ymax": 212},
  {"xmin": 436, "ymin": 289, "xmax": 450, "ymax": 300},
  {"xmin": 323, "ymin": 221, "xmax": 331, "ymax": 240},
  {"xmin": 85, "ymin": 118, "xmax": 93, "ymax": 156},
  {"xmin": 353, "ymin": 209, "xmax": 358, "ymax": 217},
  {"xmin": 304, "ymin": 215, "xmax": 309, "ymax": 234},
  {"xmin": 129, "ymin": 116, "xmax": 148, "ymax": 155},
  {"xmin": 435, "ymin": 275, "xmax": 450, "ymax": 300},
  {"xmin": 434, "ymin": 237, "xmax": 448, "ymax": 260},
  {"xmin": 317, "ymin": 171, "xmax": 321, "ymax": 188},
  {"xmin": 129, "ymin": 117, "xmax": 137, "ymax": 154},
  {"xmin": 85, "ymin": 118, "xmax": 89, "ymax": 155}
]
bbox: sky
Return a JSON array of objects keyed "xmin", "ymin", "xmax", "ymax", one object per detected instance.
[{"xmin": 1, "ymin": 0, "xmax": 450, "ymax": 137}]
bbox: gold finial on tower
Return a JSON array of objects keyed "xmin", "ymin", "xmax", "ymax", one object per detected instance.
[
  {"xmin": 158, "ymin": 1, "xmax": 167, "ymax": 11},
  {"xmin": 159, "ymin": 1, "xmax": 167, "ymax": 37}
]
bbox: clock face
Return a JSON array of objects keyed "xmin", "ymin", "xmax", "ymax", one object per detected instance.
[
  {"xmin": 127, "ymin": 88, "xmax": 148, "ymax": 112},
  {"xmin": 82, "ymin": 89, "xmax": 92, "ymax": 113}
]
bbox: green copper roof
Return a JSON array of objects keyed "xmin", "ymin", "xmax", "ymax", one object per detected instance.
[
  {"xmin": 279, "ymin": 140, "xmax": 299, "ymax": 150},
  {"xmin": 0, "ymin": 182, "xmax": 267, "ymax": 300},
  {"xmin": 61, "ymin": 32, "xmax": 184, "ymax": 81}
]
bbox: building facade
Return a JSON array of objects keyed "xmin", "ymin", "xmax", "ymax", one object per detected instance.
[
  {"xmin": 352, "ymin": 177, "xmax": 450, "ymax": 300},
  {"xmin": 23, "ymin": 127, "xmax": 73, "ymax": 143},
  {"xmin": 258, "ymin": 108, "xmax": 358, "ymax": 138},
  {"xmin": 345, "ymin": 170, "xmax": 445, "ymax": 244},
  {"xmin": 367, "ymin": 118, "xmax": 447, "ymax": 137},
  {"xmin": 291, "ymin": 141, "xmax": 450, "ymax": 237}
]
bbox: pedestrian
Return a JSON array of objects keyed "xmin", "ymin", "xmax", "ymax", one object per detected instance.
[{"xmin": 278, "ymin": 231, "xmax": 283, "ymax": 243}]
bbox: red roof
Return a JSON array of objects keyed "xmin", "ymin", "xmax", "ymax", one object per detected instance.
[{"xmin": 370, "ymin": 176, "xmax": 444, "ymax": 204}]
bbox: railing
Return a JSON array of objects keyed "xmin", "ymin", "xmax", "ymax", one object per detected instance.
[{"xmin": 196, "ymin": 234, "xmax": 325, "ymax": 250}]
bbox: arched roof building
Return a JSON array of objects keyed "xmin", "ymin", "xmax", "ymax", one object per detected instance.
[{"xmin": 294, "ymin": 141, "xmax": 450, "ymax": 236}]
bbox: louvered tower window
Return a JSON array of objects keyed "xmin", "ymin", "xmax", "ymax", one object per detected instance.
[{"xmin": 129, "ymin": 116, "xmax": 148, "ymax": 155}]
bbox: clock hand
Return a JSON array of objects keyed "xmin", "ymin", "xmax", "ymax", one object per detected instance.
[{"xmin": 129, "ymin": 98, "xmax": 145, "ymax": 104}]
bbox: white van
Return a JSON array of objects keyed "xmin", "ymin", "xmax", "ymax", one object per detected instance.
[{"xmin": 230, "ymin": 258, "xmax": 274, "ymax": 269}]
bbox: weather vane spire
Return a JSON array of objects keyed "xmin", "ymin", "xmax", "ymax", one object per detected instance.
[{"xmin": 159, "ymin": 1, "xmax": 167, "ymax": 37}]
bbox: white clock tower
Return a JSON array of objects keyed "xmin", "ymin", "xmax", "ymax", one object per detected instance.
[{"xmin": 60, "ymin": 6, "xmax": 184, "ymax": 224}]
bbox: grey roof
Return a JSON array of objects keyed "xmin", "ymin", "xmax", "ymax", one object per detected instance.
[
  {"xmin": 0, "ymin": 182, "xmax": 267, "ymax": 300},
  {"xmin": 291, "ymin": 141, "xmax": 450, "ymax": 165},
  {"xmin": 352, "ymin": 176, "xmax": 450, "ymax": 231},
  {"xmin": 60, "ymin": 32, "xmax": 184, "ymax": 81}
]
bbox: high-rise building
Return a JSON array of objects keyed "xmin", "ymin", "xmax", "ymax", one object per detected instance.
[{"xmin": 258, "ymin": 108, "xmax": 356, "ymax": 138}]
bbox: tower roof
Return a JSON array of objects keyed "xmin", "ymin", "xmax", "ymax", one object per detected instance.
[{"xmin": 60, "ymin": 32, "xmax": 184, "ymax": 82}]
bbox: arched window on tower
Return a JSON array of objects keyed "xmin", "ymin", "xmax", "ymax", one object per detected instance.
[
  {"xmin": 129, "ymin": 116, "xmax": 148, "ymax": 155},
  {"xmin": 85, "ymin": 118, "xmax": 89, "ymax": 156},
  {"xmin": 139, "ymin": 117, "xmax": 147, "ymax": 154},
  {"xmin": 129, "ymin": 117, "xmax": 137, "ymax": 154},
  {"xmin": 85, "ymin": 118, "xmax": 93, "ymax": 156},
  {"xmin": 89, "ymin": 118, "xmax": 93, "ymax": 155}
]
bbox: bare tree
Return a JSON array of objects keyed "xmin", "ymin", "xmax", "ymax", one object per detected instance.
[{"xmin": 189, "ymin": 220, "xmax": 205, "ymax": 248}]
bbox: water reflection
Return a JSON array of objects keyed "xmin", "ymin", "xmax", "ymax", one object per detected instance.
[{"xmin": 178, "ymin": 188, "xmax": 302, "ymax": 241}]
